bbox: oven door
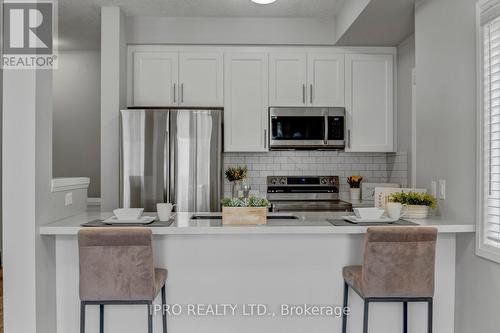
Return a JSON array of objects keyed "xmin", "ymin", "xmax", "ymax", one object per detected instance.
[{"xmin": 269, "ymin": 107, "xmax": 327, "ymax": 149}]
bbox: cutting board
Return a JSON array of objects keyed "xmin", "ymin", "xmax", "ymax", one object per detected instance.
[{"xmin": 361, "ymin": 183, "xmax": 400, "ymax": 200}]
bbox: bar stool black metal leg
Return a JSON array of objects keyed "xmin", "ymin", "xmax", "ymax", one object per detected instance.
[
  {"xmin": 80, "ymin": 302, "xmax": 86, "ymax": 333},
  {"xmin": 403, "ymin": 302, "xmax": 408, "ymax": 333},
  {"xmin": 148, "ymin": 302, "xmax": 153, "ymax": 333},
  {"xmin": 99, "ymin": 304, "xmax": 104, "ymax": 333},
  {"xmin": 342, "ymin": 281, "xmax": 349, "ymax": 333},
  {"xmin": 363, "ymin": 300, "xmax": 369, "ymax": 333},
  {"xmin": 428, "ymin": 299, "xmax": 433, "ymax": 333},
  {"xmin": 162, "ymin": 285, "xmax": 167, "ymax": 333}
]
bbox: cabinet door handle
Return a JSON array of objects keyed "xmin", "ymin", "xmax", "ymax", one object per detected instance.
[
  {"xmin": 347, "ymin": 129, "xmax": 351, "ymax": 149},
  {"xmin": 173, "ymin": 84, "xmax": 176, "ymax": 104},
  {"xmin": 264, "ymin": 129, "xmax": 267, "ymax": 149},
  {"xmin": 324, "ymin": 114, "xmax": 328, "ymax": 144},
  {"xmin": 310, "ymin": 84, "xmax": 313, "ymax": 104},
  {"xmin": 180, "ymin": 84, "xmax": 184, "ymax": 103},
  {"xmin": 302, "ymin": 84, "xmax": 306, "ymax": 104}
]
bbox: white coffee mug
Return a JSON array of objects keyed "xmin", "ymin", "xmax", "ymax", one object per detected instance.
[
  {"xmin": 386, "ymin": 202, "xmax": 408, "ymax": 219},
  {"xmin": 157, "ymin": 203, "xmax": 175, "ymax": 221}
]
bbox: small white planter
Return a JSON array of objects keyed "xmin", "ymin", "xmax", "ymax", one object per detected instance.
[
  {"xmin": 405, "ymin": 205, "xmax": 430, "ymax": 219},
  {"xmin": 350, "ymin": 188, "xmax": 361, "ymax": 201}
]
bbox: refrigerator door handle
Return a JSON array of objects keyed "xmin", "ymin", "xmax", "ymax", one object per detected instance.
[
  {"xmin": 169, "ymin": 116, "xmax": 176, "ymax": 208},
  {"xmin": 163, "ymin": 129, "xmax": 169, "ymax": 203}
]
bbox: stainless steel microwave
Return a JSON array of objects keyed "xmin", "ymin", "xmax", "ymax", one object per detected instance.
[{"xmin": 269, "ymin": 107, "xmax": 345, "ymax": 150}]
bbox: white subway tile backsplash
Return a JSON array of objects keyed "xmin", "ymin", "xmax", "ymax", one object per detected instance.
[{"xmin": 223, "ymin": 151, "xmax": 408, "ymax": 199}]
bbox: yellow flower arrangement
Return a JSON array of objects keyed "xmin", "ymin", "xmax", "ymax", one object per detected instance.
[
  {"xmin": 225, "ymin": 166, "xmax": 248, "ymax": 182},
  {"xmin": 347, "ymin": 175, "xmax": 363, "ymax": 188}
]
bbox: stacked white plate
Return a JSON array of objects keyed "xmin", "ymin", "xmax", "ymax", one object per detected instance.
[
  {"xmin": 343, "ymin": 215, "xmax": 399, "ymax": 224},
  {"xmin": 345, "ymin": 207, "xmax": 397, "ymax": 223},
  {"xmin": 103, "ymin": 216, "xmax": 156, "ymax": 225},
  {"xmin": 103, "ymin": 208, "xmax": 156, "ymax": 225}
]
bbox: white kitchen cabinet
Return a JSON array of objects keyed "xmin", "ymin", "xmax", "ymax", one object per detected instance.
[
  {"xmin": 130, "ymin": 50, "xmax": 222, "ymax": 107},
  {"xmin": 307, "ymin": 54, "xmax": 344, "ymax": 107},
  {"xmin": 345, "ymin": 54, "xmax": 394, "ymax": 152},
  {"xmin": 269, "ymin": 53, "xmax": 307, "ymax": 106},
  {"xmin": 179, "ymin": 52, "xmax": 224, "ymax": 106},
  {"xmin": 132, "ymin": 52, "xmax": 178, "ymax": 106},
  {"xmin": 224, "ymin": 53, "xmax": 269, "ymax": 152},
  {"xmin": 269, "ymin": 52, "xmax": 344, "ymax": 107}
]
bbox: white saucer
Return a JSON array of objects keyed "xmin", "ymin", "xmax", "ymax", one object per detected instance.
[
  {"xmin": 342, "ymin": 216, "xmax": 399, "ymax": 223},
  {"xmin": 103, "ymin": 216, "xmax": 157, "ymax": 225}
]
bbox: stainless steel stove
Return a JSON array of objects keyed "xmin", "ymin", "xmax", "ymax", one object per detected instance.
[{"xmin": 266, "ymin": 176, "xmax": 353, "ymax": 212}]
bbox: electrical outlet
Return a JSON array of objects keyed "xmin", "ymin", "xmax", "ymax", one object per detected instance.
[
  {"xmin": 431, "ymin": 181, "xmax": 437, "ymax": 197},
  {"xmin": 438, "ymin": 180, "xmax": 446, "ymax": 200},
  {"xmin": 65, "ymin": 192, "xmax": 73, "ymax": 206}
]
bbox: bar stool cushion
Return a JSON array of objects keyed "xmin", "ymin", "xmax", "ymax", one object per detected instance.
[
  {"xmin": 79, "ymin": 228, "xmax": 167, "ymax": 302},
  {"xmin": 154, "ymin": 268, "xmax": 168, "ymax": 295},
  {"xmin": 342, "ymin": 266, "xmax": 363, "ymax": 294},
  {"xmin": 343, "ymin": 227, "xmax": 437, "ymax": 298}
]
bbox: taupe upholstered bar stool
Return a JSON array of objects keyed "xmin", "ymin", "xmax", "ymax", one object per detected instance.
[
  {"xmin": 78, "ymin": 228, "xmax": 168, "ymax": 333},
  {"xmin": 342, "ymin": 227, "xmax": 437, "ymax": 333}
]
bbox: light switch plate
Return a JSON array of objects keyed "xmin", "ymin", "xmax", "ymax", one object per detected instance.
[
  {"xmin": 438, "ymin": 180, "xmax": 446, "ymax": 200},
  {"xmin": 65, "ymin": 192, "xmax": 73, "ymax": 206},
  {"xmin": 431, "ymin": 181, "xmax": 437, "ymax": 197}
]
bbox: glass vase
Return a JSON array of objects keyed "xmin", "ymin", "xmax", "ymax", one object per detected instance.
[{"xmin": 232, "ymin": 180, "xmax": 242, "ymax": 198}]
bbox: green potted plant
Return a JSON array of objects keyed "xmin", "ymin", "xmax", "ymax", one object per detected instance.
[
  {"xmin": 225, "ymin": 166, "xmax": 248, "ymax": 198},
  {"xmin": 388, "ymin": 192, "xmax": 437, "ymax": 219},
  {"xmin": 221, "ymin": 197, "xmax": 270, "ymax": 225}
]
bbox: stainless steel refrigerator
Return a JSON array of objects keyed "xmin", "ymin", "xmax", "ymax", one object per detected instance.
[{"xmin": 120, "ymin": 109, "xmax": 222, "ymax": 212}]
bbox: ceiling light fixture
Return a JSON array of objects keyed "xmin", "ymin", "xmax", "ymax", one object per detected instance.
[{"xmin": 251, "ymin": 0, "xmax": 277, "ymax": 4}]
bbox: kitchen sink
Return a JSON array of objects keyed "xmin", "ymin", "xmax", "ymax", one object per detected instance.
[
  {"xmin": 190, "ymin": 215, "xmax": 222, "ymax": 220},
  {"xmin": 190, "ymin": 214, "xmax": 299, "ymax": 220}
]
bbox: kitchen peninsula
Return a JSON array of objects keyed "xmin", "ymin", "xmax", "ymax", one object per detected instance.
[{"xmin": 42, "ymin": 212, "xmax": 473, "ymax": 333}]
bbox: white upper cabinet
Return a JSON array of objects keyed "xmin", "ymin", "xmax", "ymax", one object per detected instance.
[
  {"xmin": 132, "ymin": 52, "xmax": 178, "ymax": 106},
  {"xmin": 129, "ymin": 48, "xmax": 223, "ymax": 107},
  {"xmin": 128, "ymin": 46, "xmax": 396, "ymax": 153},
  {"xmin": 269, "ymin": 52, "xmax": 345, "ymax": 107},
  {"xmin": 307, "ymin": 54, "xmax": 344, "ymax": 107},
  {"xmin": 345, "ymin": 54, "xmax": 394, "ymax": 152},
  {"xmin": 269, "ymin": 53, "xmax": 307, "ymax": 106},
  {"xmin": 224, "ymin": 53, "xmax": 269, "ymax": 152},
  {"xmin": 179, "ymin": 52, "xmax": 223, "ymax": 107}
]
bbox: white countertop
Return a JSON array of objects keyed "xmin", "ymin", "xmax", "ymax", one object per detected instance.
[{"xmin": 39, "ymin": 211, "xmax": 475, "ymax": 235}]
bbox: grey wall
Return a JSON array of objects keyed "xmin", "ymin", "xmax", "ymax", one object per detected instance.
[
  {"xmin": 397, "ymin": 34, "xmax": 415, "ymax": 186},
  {"xmin": 126, "ymin": 17, "xmax": 336, "ymax": 45},
  {"xmin": 0, "ymin": 44, "xmax": 3, "ymax": 258},
  {"xmin": 414, "ymin": 0, "xmax": 476, "ymax": 219},
  {"xmin": 414, "ymin": 0, "xmax": 498, "ymax": 331},
  {"xmin": 53, "ymin": 51, "xmax": 101, "ymax": 197},
  {"xmin": 455, "ymin": 233, "xmax": 500, "ymax": 332}
]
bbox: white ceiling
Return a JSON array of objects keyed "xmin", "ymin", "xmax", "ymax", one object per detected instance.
[{"xmin": 58, "ymin": 0, "xmax": 345, "ymax": 50}]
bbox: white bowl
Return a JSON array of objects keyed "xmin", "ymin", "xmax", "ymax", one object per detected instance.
[
  {"xmin": 353, "ymin": 208, "xmax": 385, "ymax": 219},
  {"xmin": 113, "ymin": 208, "xmax": 144, "ymax": 221}
]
